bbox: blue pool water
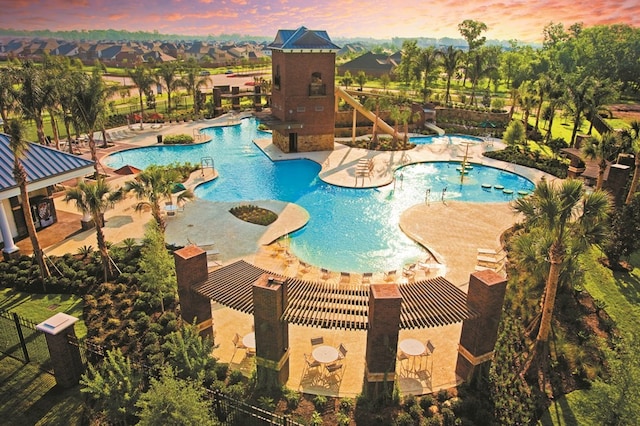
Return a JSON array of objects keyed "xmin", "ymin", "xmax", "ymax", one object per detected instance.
[
  {"xmin": 104, "ymin": 119, "xmax": 534, "ymax": 272},
  {"xmin": 409, "ymin": 134, "xmax": 484, "ymax": 145}
]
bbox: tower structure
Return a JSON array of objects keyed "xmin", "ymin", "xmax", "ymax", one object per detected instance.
[{"xmin": 267, "ymin": 27, "xmax": 340, "ymax": 152}]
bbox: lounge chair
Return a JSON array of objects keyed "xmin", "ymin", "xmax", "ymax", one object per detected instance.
[
  {"xmin": 339, "ymin": 272, "xmax": 350, "ymax": 284},
  {"xmin": 384, "ymin": 270, "xmax": 396, "ymax": 282},
  {"xmin": 361, "ymin": 272, "xmax": 372, "ymax": 284}
]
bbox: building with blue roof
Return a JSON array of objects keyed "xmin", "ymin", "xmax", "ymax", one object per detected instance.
[{"xmin": 0, "ymin": 132, "xmax": 95, "ymax": 258}]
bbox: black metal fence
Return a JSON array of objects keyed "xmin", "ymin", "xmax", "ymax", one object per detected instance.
[{"xmin": 0, "ymin": 309, "xmax": 52, "ymax": 373}]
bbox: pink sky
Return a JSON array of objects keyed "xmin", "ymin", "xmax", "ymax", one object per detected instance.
[{"xmin": 0, "ymin": 0, "xmax": 638, "ymax": 43}]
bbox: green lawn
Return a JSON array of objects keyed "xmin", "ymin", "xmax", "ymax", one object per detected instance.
[
  {"xmin": 540, "ymin": 249, "xmax": 640, "ymax": 425},
  {"xmin": 0, "ymin": 288, "xmax": 86, "ymax": 338},
  {"xmin": 0, "ymin": 356, "xmax": 85, "ymax": 426}
]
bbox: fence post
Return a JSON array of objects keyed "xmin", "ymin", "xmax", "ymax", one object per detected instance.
[
  {"xmin": 36, "ymin": 312, "xmax": 84, "ymax": 388},
  {"xmin": 12, "ymin": 313, "xmax": 30, "ymax": 363}
]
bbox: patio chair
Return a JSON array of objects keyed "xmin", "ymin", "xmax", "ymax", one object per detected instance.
[
  {"xmin": 361, "ymin": 272, "xmax": 372, "ymax": 284},
  {"xmin": 397, "ymin": 350, "xmax": 410, "ymax": 373},
  {"xmin": 420, "ymin": 340, "xmax": 435, "ymax": 372},
  {"xmin": 337, "ymin": 343, "xmax": 348, "ymax": 360},
  {"xmin": 339, "ymin": 272, "xmax": 350, "ymax": 284},
  {"xmin": 310, "ymin": 336, "xmax": 324, "ymax": 347},
  {"xmin": 324, "ymin": 362, "xmax": 344, "ymax": 386},
  {"xmin": 304, "ymin": 353, "xmax": 321, "ymax": 371},
  {"xmin": 320, "ymin": 268, "xmax": 330, "ymax": 280},
  {"xmin": 231, "ymin": 332, "xmax": 248, "ymax": 362},
  {"xmin": 384, "ymin": 270, "xmax": 396, "ymax": 282}
]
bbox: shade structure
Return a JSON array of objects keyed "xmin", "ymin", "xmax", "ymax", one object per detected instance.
[
  {"xmin": 193, "ymin": 260, "xmax": 478, "ymax": 330},
  {"xmin": 112, "ymin": 164, "xmax": 141, "ymax": 175}
]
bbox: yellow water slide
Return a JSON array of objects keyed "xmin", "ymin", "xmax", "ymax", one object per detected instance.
[{"xmin": 334, "ymin": 86, "xmax": 396, "ymax": 135}]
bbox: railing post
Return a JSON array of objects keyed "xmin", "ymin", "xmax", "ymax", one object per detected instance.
[
  {"xmin": 12, "ymin": 313, "xmax": 30, "ymax": 363},
  {"xmin": 36, "ymin": 313, "xmax": 84, "ymax": 388}
]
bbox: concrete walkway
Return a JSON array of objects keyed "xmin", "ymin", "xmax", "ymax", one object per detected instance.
[{"xmin": 40, "ymin": 112, "xmax": 556, "ymax": 397}]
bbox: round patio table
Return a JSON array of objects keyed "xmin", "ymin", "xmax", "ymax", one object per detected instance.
[
  {"xmin": 399, "ymin": 339, "xmax": 425, "ymax": 356},
  {"xmin": 312, "ymin": 345, "xmax": 339, "ymax": 364},
  {"xmin": 243, "ymin": 332, "xmax": 256, "ymax": 349}
]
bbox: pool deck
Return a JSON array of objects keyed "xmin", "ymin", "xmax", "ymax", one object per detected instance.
[{"xmin": 36, "ymin": 112, "xmax": 557, "ymax": 398}]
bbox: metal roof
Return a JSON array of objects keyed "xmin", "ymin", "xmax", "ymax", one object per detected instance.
[
  {"xmin": 268, "ymin": 27, "xmax": 340, "ymax": 52},
  {"xmin": 194, "ymin": 260, "xmax": 477, "ymax": 330},
  {"xmin": 0, "ymin": 133, "xmax": 95, "ymax": 198}
]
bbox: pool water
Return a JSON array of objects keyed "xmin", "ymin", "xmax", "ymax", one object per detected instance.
[
  {"xmin": 104, "ymin": 119, "xmax": 534, "ymax": 272},
  {"xmin": 409, "ymin": 134, "xmax": 484, "ymax": 145}
]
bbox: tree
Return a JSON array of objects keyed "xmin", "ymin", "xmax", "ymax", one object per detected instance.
[
  {"xmin": 6, "ymin": 119, "xmax": 51, "ymax": 284},
  {"xmin": 565, "ymin": 75, "xmax": 595, "ymax": 146},
  {"xmin": 417, "ymin": 46, "xmax": 440, "ymax": 92},
  {"xmin": 518, "ymin": 83, "xmax": 538, "ymax": 134},
  {"xmin": 128, "ymin": 65, "xmax": 155, "ymax": 129},
  {"xmin": 467, "ymin": 48, "xmax": 497, "ymax": 105},
  {"xmin": 503, "ymin": 119, "xmax": 526, "ymax": 149},
  {"xmin": 124, "ymin": 164, "xmax": 194, "ymax": 233},
  {"xmin": 13, "ymin": 60, "xmax": 56, "ymax": 145},
  {"xmin": 439, "ymin": 46, "xmax": 463, "ymax": 104},
  {"xmin": 512, "ymin": 179, "xmax": 611, "ymax": 388},
  {"xmin": 0, "ymin": 65, "xmax": 17, "ymax": 133},
  {"xmin": 581, "ymin": 132, "xmax": 620, "ymax": 190},
  {"xmin": 72, "ymin": 69, "xmax": 112, "ymax": 177},
  {"xmin": 162, "ymin": 322, "xmax": 217, "ymax": 385},
  {"xmin": 380, "ymin": 73, "xmax": 391, "ymax": 92},
  {"xmin": 396, "ymin": 39, "xmax": 420, "ymax": 86},
  {"xmin": 179, "ymin": 59, "xmax": 210, "ymax": 115},
  {"xmin": 138, "ymin": 221, "xmax": 178, "ymax": 311},
  {"xmin": 156, "ymin": 61, "xmax": 181, "ymax": 113},
  {"xmin": 458, "ymin": 19, "xmax": 488, "ymax": 86},
  {"xmin": 604, "ymin": 193, "xmax": 640, "ymax": 267},
  {"xmin": 64, "ymin": 178, "xmax": 123, "ymax": 282},
  {"xmin": 80, "ymin": 348, "xmax": 142, "ymax": 425},
  {"xmin": 355, "ymin": 71, "xmax": 367, "ymax": 91},
  {"xmin": 341, "ymin": 70, "xmax": 353, "ymax": 90},
  {"xmin": 136, "ymin": 366, "xmax": 217, "ymax": 426},
  {"xmin": 623, "ymin": 121, "xmax": 640, "ymax": 204}
]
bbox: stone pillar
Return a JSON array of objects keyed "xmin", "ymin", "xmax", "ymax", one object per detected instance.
[
  {"xmin": 36, "ymin": 313, "xmax": 84, "ymax": 388},
  {"xmin": 213, "ymin": 87, "xmax": 222, "ymax": 117},
  {"xmin": 174, "ymin": 246, "xmax": 213, "ymax": 339},
  {"xmin": 0, "ymin": 202, "xmax": 19, "ymax": 260},
  {"xmin": 252, "ymin": 274, "xmax": 289, "ymax": 390},
  {"xmin": 253, "ymin": 85, "xmax": 262, "ymax": 112},
  {"xmin": 231, "ymin": 86, "xmax": 240, "ymax": 111},
  {"xmin": 364, "ymin": 284, "xmax": 402, "ymax": 398},
  {"xmin": 604, "ymin": 163, "xmax": 631, "ymax": 208},
  {"xmin": 455, "ymin": 270, "xmax": 507, "ymax": 382}
]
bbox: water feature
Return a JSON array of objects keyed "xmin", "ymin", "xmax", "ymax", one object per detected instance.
[{"xmin": 104, "ymin": 119, "xmax": 534, "ymax": 272}]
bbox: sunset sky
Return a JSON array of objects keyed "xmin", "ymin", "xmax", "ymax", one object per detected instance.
[{"xmin": 0, "ymin": 0, "xmax": 638, "ymax": 43}]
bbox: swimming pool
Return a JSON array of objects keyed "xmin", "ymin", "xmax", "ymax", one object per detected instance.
[
  {"xmin": 104, "ymin": 119, "xmax": 534, "ymax": 272},
  {"xmin": 409, "ymin": 134, "xmax": 484, "ymax": 145}
]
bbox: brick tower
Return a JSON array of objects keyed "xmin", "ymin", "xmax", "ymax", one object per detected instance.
[{"xmin": 267, "ymin": 27, "xmax": 340, "ymax": 153}]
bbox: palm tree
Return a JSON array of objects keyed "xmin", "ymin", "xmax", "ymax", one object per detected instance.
[
  {"xmin": 623, "ymin": 121, "xmax": 640, "ymax": 205},
  {"xmin": 513, "ymin": 179, "xmax": 611, "ymax": 386},
  {"xmin": 156, "ymin": 61, "xmax": 181, "ymax": 113},
  {"xmin": 64, "ymin": 179, "xmax": 124, "ymax": 282},
  {"xmin": 6, "ymin": 119, "xmax": 51, "ymax": 286},
  {"xmin": 439, "ymin": 46, "xmax": 463, "ymax": 104},
  {"xmin": 565, "ymin": 75, "xmax": 595, "ymax": 147},
  {"xmin": 0, "ymin": 65, "xmax": 18, "ymax": 133},
  {"xmin": 354, "ymin": 71, "xmax": 367, "ymax": 91},
  {"xmin": 418, "ymin": 46, "xmax": 440, "ymax": 92},
  {"xmin": 72, "ymin": 69, "xmax": 111, "ymax": 178},
  {"xmin": 179, "ymin": 61, "xmax": 210, "ymax": 115},
  {"xmin": 534, "ymin": 75, "xmax": 552, "ymax": 132},
  {"xmin": 518, "ymin": 86, "xmax": 538, "ymax": 137},
  {"xmin": 13, "ymin": 60, "xmax": 56, "ymax": 145},
  {"xmin": 124, "ymin": 165, "xmax": 194, "ymax": 233},
  {"xmin": 467, "ymin": 50, "xmax": 496, "ymax": 106},
  {"xmin": 582, "ymin": 132, "xmax": 620, "ymax": 190},
  {"xmin": 128, "ymin": 65, "xmax": 155, "ymax": 129}
]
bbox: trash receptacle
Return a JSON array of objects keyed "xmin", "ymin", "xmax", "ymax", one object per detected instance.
[{"xmin": 157, "ymin": 135, "xmax": 163, "ymax": 144}]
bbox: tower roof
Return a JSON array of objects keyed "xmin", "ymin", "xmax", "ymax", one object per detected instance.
[{"xmin": 268, "ymin": 26, "xmax": 340, "ymax": 52}]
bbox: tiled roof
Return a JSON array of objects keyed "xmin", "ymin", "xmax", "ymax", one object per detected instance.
[
  {"xmin": 0, "ymin": 133, "xmax": 94, "ymax": 195},
  {"xmin": 268, "ymin": 26, "xmax": 340, "ymax": 52}
]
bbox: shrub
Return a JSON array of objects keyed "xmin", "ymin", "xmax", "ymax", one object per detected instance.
[
  {"xmin": 282, "ymin": 388, "xmax": 301, "ymax": 410},
  {"xmin": 163, "ymin": 134, "xmax": 194, "ymax": 144},
  {"xmin": 310, "ymin": 411, "xmax": 323, "ymax": 426},
  {"xmin": 229, "ymin": 204, "xmax": 277, "ymax": 226},
  {"xmin": 313, "ymin": 394, "xmax": 328, "ymax": 411},
  {"xmin": 395, "ymin": 412, "xmax": 414, "ymax": 426},
  {"xmin": 339, "ymin": 397, "xmax": 354, "ymax": 414}
]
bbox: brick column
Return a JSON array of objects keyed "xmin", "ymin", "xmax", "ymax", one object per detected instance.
[
  {"xmin": 252, "ymin": 274, "xmax": 289, "ymax": 390},
  {"xmin": 213, "ymin": 87, "xmax": 223, "ymax": 117},
  {"xmin": 604, "ymin": 163, "xmax": 631, "ymax": 208},
  {"xmin": 231, "ymin": 86, "xmax": 240, "ymax": 110},
  {"xmin": 365, "ymin": 284, "xmax": 402, "ymax": 398},
  {"xmin": 253, "ymin": 85, "xmax": 262, "ymax": 112},
  {"xmin": 455, "ymin": 270, "xmax": 507, "ymax": 382},
  {"xmin": 174, "ymin": 246, "xmax": 213, "ymax": 339},
  {"xmin": 36, "ymin": 313, "xmax": 84, "ymax": 388}
]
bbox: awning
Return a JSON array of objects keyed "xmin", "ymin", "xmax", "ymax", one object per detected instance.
[{"xmin": 193, "ymin": 260, "xmax": 478, "ymax": 330}]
